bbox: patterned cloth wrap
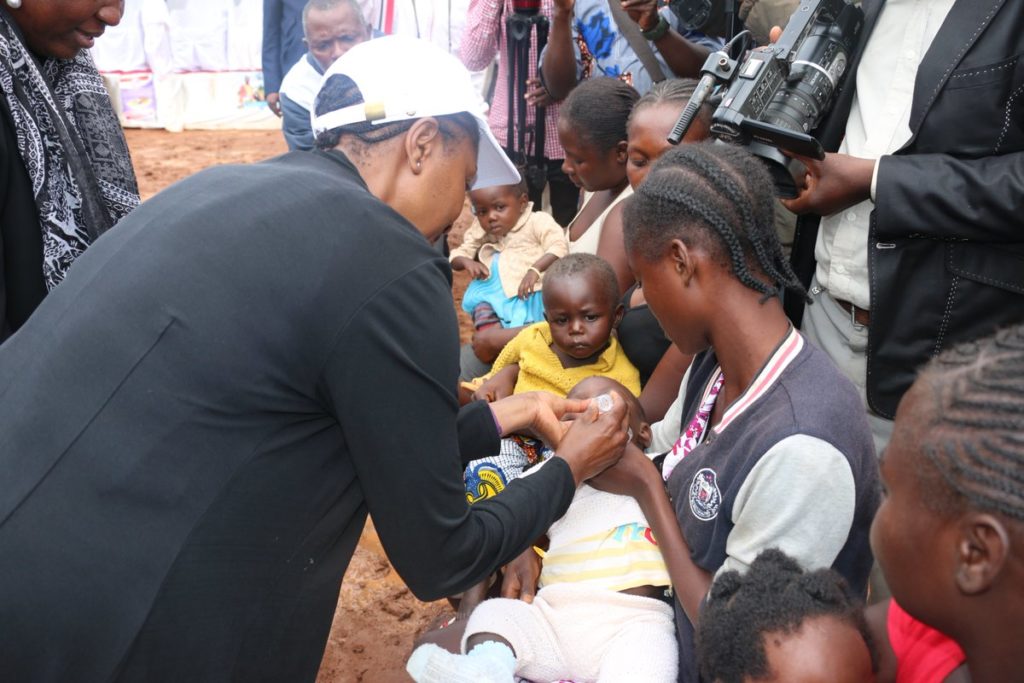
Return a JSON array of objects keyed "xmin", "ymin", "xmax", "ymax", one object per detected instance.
[
  {"xmin": 464, "ymin": 436, "xmax": 548, "ymax": 504},
  {"xmin": 0, "ymin": 12, "xmax": 139, "ymax": 290}
]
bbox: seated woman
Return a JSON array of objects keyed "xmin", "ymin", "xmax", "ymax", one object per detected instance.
[
  {"xmin": 425, "ymin": 143, "xmax": 881, "ymax": 683},
  {"xmin": 611, "ymin": 142, "xmax": 880, "ymax": 682},
  {"xmin": 461, "ymin": 78, "xmax": 639, "ymax": 381}
]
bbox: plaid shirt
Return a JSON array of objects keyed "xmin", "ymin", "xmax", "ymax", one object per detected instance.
[{"xmin": 461, "ymin": 0, "xmax": 566, "ymax": 161}]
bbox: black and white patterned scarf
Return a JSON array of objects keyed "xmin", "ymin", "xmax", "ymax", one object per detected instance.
[{"xmin": 0, "ymin": 11, "xmax": 139, "ymax": 290}]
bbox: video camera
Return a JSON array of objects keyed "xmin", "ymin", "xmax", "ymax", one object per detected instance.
[
  {"xmin": 668, "ymin": 0, "xmax": 863, "ymax": 197},
  {"xmin": 667, "ymin": 0, "xmax": 742, "ymax": 39}
]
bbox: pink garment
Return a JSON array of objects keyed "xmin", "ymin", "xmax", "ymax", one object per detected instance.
[
  {"xmin": 662, "ymin": 370, "xmax": 724, "ymax": 480},
  {"xmin": 460, "ymin": 0, "xmax": 565, "ymax": 160}
]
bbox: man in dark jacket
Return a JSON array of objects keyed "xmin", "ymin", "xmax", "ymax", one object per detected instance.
[
  {"xmin": 782, "ymin": 0, "xmax": 1024, "ymax": 455},
  {"xmin": 0, "ymin": 36, "xmax": 628, "ymax": 682},
  {"xmin": 263, "ymin": 0, "xmax": 309, "ymax": 116}
]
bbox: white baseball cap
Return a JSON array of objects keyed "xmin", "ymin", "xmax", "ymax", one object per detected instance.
[{"xmin": 311, "ymin": 35, "xmax": 520, "ymax": 190}]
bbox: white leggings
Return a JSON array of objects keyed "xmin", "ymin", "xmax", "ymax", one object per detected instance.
[{"xmin": 462, "ymin": 583, "xmax": 678, "ymax": 683}]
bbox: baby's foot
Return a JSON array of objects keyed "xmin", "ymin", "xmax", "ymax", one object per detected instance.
[{"xmin": 407, "ymin": 641, "xmax": 516, "ymax": 683}]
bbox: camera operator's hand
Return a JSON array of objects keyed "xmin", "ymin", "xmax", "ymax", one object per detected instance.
[
  {"xmin": 620, "ymin": 0, "xmax": 660, "ymax": 31},
  {"xmin": 524, "ymin": 78, "xmax": 555, "ymax": 108},
  {"xmin": 781, "ymin": 152, "xmax": 875, "ymax": 217}
]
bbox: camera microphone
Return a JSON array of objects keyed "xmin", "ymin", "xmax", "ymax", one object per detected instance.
[{"xmin": 667, "ymin": 50, "xmax": 735, "ymax": 145}]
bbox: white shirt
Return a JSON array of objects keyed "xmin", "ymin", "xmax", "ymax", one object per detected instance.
[{"xmin": 814, "ymin": 0, "xmax": 955, "ymax": 310}]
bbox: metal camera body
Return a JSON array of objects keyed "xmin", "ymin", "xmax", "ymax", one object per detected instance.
[
  {"xmin": 710, "ymin": 0, "xmax": 863, "ymax": 197},
  {"xmin": 668, "ymin": 0, "xmax": 727, "ymax": 35}
]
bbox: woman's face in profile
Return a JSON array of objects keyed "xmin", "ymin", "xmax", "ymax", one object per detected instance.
[{"xmin": 11, "ymin": 0, "xmax": 123, "ymax": 60}]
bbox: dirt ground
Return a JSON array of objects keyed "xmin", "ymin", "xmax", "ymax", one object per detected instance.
[{"xmin": 124, "ymin": 128, "xmax": 476, "ymax": 682}]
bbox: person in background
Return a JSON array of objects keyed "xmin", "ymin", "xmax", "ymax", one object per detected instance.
[
  {"xmin": 451, "ymin": 177, "xmax": 568, "ymax": 333},
  {"xmin": 263, "ymin": 0, "xmax": 307, "ymax": 117},
  {"xmin": 621, "ymin": 143, "xmax": 879, "ymax": 682},
  {"xmin": 466, "ymin": 253, "xmax": 640, "ymax": 401},
  {"xmin": 540, "ymin": 0, "xmax": 722, "ymax": 100},
  {"xmin": 870, "ymin": 323, "xmax": 1024, "ymax": 683},
  {"xmin": 279, "ymin": 0, "xmax": 371, "ymax": 151},
  {"xmin": 614, "ymin": 78, "xmax": 710, "ymax": 420},
  {"xmin": 0, "ymin": 0, "xmax": 138, "ymax": 343},
  {"xmin": 460, "ymin": 0, "xmax": 579, "ymax": 227},
  {"xmin": 459, "ymin": 77, "xmax": 639, "ymax": 384},
  {"xmin": 783, "ymin": 0, "xmax": 1024, "ymax": 456},
  {"xmin": 697, "ymin": 548, "xmax": 877, "ymax": 683}
]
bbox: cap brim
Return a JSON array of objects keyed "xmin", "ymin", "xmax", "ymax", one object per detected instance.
[{"xmin": 471, "ymin": 114, "xmax": 521, "ymax": 190}]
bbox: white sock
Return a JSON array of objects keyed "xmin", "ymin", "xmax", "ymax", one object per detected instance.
[{"xmin": 406, "ymin": 641, "xmax": 516, "ymax": 683}]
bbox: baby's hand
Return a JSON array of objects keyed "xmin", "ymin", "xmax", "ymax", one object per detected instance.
[{"xmin": 518, "ymin": 270, "xmax": 540, "ymax": 299}]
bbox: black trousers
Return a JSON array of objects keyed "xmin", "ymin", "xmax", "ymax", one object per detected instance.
[{"xmin": 522, "ymin": 157, "xmax": 579, "ymax": 228}]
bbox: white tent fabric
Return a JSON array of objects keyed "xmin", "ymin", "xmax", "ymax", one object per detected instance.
[
  {"xmin": 91, "ymin": 0, "xmax": 174, "ymax": 75},
  {"xmin": 95, "ymin": 0, "xmax": 489, "ymax": 131}
]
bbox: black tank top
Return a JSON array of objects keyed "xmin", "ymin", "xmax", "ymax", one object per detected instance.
[{"xmin": 617, "ymin": 283, "xmax": 670, "ymax": 387}]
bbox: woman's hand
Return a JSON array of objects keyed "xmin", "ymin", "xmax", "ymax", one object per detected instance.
[
  {"xmin": 488, "ymin": 391, "xmax": 590, "ymax": 447},
  {"xmin": 554, "ymin": 392, "xmax": 630, "ymax": 484}
]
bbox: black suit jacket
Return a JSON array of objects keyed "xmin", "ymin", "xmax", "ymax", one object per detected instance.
[
  {"xmin": 788, "ymin": 0, "xmax": 1024, "ymax": 418},
  {"xmin": 0, "ymin": 150, "xmax": 575, "ymax": 682}
]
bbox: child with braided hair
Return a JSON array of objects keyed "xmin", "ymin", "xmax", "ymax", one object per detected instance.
[
  {"xmin": 602, "ymin": 141, "xmax": 880, "ymax": 682},
  {"xmin": 871, "ymin": 322, "xmax": 1024, "ymax": 683}
]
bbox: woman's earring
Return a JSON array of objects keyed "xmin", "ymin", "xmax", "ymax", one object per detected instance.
[{"xmin": 6, "ymin": 0, "xmax": 22, "ymax": 9}]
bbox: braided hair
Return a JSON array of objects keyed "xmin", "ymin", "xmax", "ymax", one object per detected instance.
[
  {"xmin": 623, "ymin": 142, "xmax": 807, "ymax": 301},
  {"xmin": 627, "ymin": 78, "xmax": 714, "ymax": 130},
  {"xmin": 915, "ymin": 323, "xmax": 1024, "ymax": 522},
  {"xmin": 313, "ymin": 74, "xmax": 478, "ymax": 154},
  {"xmin": 559, "ymin": 78, "xmax": 639, "ymax": 154},
  {"xmin": 697, "ymin": 549, "xmax": 876, "ymax": 683}
]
